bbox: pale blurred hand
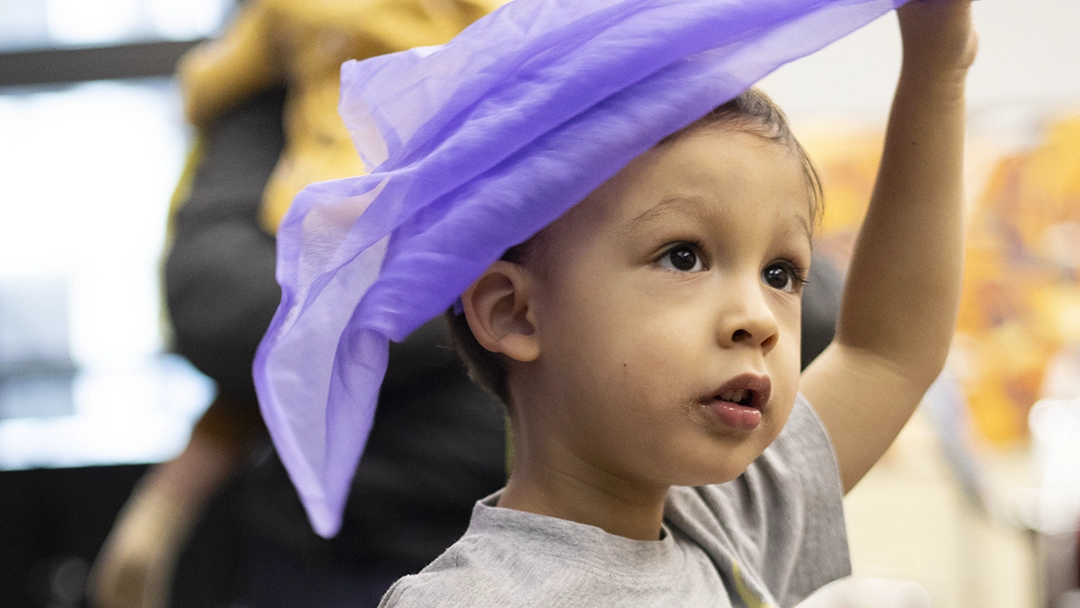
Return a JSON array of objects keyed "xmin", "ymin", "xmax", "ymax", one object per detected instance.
[
  {"xmin": 88, "ymin": 398, "xmax": 256, "ymax": 608},
  {"xmin": 87, "ymin": 478, "xmax": 197, "ymax": 608}
]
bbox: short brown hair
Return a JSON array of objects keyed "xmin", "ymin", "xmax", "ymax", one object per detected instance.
[{"xmin": 446, "ymin": 87, "xmax": 821, "ymax": 406}]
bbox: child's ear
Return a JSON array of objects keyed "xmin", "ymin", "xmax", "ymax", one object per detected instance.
[{"xmin": 462, "ymin": 261, "xmax": 540, "ymax": 362}]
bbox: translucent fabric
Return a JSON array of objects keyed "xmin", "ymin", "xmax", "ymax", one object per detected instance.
[{"xmin": 254, "ymin": 0, "xmax": 908, "ymax": 538}]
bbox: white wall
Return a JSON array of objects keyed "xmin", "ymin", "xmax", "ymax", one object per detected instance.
[{"xmin": 759, "ymin": 0, "xmax": 1080, "ymax": 124}]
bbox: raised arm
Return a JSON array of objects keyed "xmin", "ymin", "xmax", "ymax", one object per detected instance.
[{"xmin": 800, "ymin": 0, "xmax": 977, "ymax": 493}]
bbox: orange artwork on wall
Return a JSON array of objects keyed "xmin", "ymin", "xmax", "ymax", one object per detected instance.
[{"xmin": 803, "ymin": 113, "xmax": 1080, "ymax": 446}]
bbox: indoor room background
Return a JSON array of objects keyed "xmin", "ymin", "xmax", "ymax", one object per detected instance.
[{"xmin": 1, "ymin": 1, "xmax": 1078, "ymax": 607}]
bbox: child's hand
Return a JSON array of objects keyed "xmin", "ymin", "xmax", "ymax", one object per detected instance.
[{"xmin": 897, "ymin": 0, "xmax": 978, "ymax": 84}]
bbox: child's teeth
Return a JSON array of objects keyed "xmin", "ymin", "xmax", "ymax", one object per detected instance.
[{"xmin": 721, "ymin": 390, "xmax": 747, "ymax": 403}]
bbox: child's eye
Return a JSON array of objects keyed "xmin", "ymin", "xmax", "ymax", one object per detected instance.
[
  {"xmin": 762, "ymin": 261, "xmax": 807, "ymax": 293},
  {"xmin": 657, "ymin": 243, "xmax": 704, "ymax": 272}
]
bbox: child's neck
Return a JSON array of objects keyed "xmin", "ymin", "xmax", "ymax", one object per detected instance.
[{"xmin": 497, "ymin": 457, "xmax": 669, "ymax": 541}]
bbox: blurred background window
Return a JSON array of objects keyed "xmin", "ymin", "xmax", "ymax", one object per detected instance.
[
  {"xmin": 0, "ymin": 0, "xmax": 233, "ymax": 52},
  {"xmin": 0, "ymin": 0, "xmax": 237, "ymax": 471},
  {"xmin": 1, "ymin": 5, "xmax": 240, "ymax": 605}
]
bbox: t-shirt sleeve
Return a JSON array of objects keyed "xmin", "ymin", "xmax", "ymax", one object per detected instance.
[{"xmin": 667, "ymin": 394, "xmax": 850, "ymax": 607}]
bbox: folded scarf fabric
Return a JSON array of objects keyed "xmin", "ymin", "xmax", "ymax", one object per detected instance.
[{"xmin": 255, "ymin": 0, "xmax": 908, "ymax": 538}]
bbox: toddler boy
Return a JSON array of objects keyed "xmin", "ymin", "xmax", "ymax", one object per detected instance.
[{"xmin": 379, "ymin": 1, "xmax": 976, "ymax": 606}]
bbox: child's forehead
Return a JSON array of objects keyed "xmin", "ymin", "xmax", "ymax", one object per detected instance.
[{"xmin": 566, "ymin": 127, "xmax": 812, "ymax": 235}]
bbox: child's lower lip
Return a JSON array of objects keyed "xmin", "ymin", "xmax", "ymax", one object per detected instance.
[{"xmin": 705, "ymin": 400, "xmax": 762, "ymax": 431}]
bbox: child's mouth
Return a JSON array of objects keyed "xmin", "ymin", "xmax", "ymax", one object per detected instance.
[{"xmin": 702, "ymin": 374, "xmax": 771, "ymax": 431}]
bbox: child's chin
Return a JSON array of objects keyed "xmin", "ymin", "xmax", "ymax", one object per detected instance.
[{"xmin": 674, "ymin": 464, "xmax": 754, "ymax": 488}]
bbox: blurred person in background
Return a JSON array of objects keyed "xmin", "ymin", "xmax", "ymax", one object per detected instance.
[
  {"xmin": 89, "ymin": 2, "xmax": 507, "ymax": 607},
  {"xmin": 88, "ymin": 1, "xmax": 846, "ymax": 606}
]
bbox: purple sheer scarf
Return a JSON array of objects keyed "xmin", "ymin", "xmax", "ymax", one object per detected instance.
[{"xmin": 254, "ymin": 0, "xmax": 908, "ymax": 538}]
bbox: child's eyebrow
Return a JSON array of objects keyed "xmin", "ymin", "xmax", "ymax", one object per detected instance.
[
  {"xmin": 625, "ymin": 193, "xmax": 813, "ymax": 246},
  {"xmin": 623, "ymin": 195, "xmax": 709, "ymax": 232},
  {"xmin": 783, "ymin": 212, "xmax": 814, "ymax": 246}
]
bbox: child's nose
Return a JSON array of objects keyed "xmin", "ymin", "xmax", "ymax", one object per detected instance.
[{"xmin": 715, "ymin": 282, "xmax": 780, "ymax": 352}]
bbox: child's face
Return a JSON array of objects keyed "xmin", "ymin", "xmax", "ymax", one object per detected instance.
[{"xmin": 520, "ymin": 126, "xmax": 812, "ymax": 489}]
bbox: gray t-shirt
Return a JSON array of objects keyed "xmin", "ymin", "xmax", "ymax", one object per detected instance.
[{"xmin": 379, "ymin": 395, "xmax": 849, "ymax": 608}]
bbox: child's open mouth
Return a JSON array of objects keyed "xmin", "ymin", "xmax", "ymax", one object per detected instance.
[{"xmin": 702, "ymin": 374, "xmax": 771, "ymax": 431}]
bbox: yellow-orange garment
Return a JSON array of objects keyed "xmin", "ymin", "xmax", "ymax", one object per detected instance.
[
  {"xmin": 797, "ymin": 129, "xmax": 883, "ymax": 264},
  {"xmin": 802, "ymin": 118, "xmax": 1080, "ymax": 446},
  {"xmin": 178, "ymin": 0, "xmax": 504, "ymax": 233}
]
